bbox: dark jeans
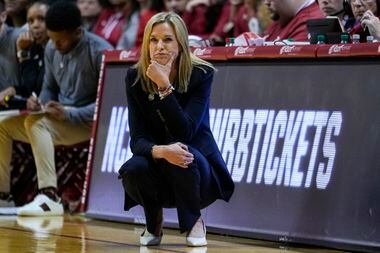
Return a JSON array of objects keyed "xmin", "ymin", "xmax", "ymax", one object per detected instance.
[{"xmin": 119, "ymin": 146, "xmax": 217, "ymax": 233}]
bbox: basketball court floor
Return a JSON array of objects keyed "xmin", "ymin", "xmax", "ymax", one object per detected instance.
[{"xmin": 0, "ymin": 215, "xmax": 350, "ymax": 253}]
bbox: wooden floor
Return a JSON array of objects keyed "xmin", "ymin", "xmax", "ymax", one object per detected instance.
[{"xmin": 0, "ymin": 215, "xmax": 348, "ymax": 253}]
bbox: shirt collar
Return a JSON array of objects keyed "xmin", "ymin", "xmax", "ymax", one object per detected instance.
[
  {"xmin": 296, "ymin": 0, "xmax": 315, "ymax": 15},
  {"xmin": 64, "ymin": 30, "xmax": 86, "ymax": 59}
]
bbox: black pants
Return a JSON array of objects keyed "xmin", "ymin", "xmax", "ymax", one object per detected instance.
[{"xmin": 119, "ymin": 146, "xmax": 217, "ymax": 234}]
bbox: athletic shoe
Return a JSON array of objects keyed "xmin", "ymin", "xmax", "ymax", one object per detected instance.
[
  {"xmin": 0, "ymin": 196, "xmax": 17, "ymax": 215},
  {"xmin": 17, "ymin": 194, "xmax": 63, "ymax": 216}
]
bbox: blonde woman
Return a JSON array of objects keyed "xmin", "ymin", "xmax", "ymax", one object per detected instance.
[{"xmin": 119, "ymin": 12, "xmax": 234, "ymax": 247}]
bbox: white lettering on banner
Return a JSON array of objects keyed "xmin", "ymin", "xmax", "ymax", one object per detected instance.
[
  {"xmin": 279, "ymin": 46, "xmax": 301, "ymax": 54},
  {"xmin": 246, "ymin": 110, "xmax": 268, "ymax": 183},
  {"xmin": 232, "ymin": 110, "xmax": 255, "ymax": 182},
  {"xmin": 264, "ymin": 110, "xmax": 287, "ymax": 185},
  {"xmin": 222, "ymin": 109, "xmax": 241, "ymax": 174},
  {"xmin": 317, "ymin": 111, "xmax": 342, "ymax": 189},
  {"xmin": 234, "ymin": 47, "xmax": 256, "ymax": 55},
  {"xmin": 119, "ymin": 50, "xmax": 132, "ymax": 60},
  {"xmin": 101, "ymin": 106, "xmax": 132, "ymax": 173},
  {"xmin": 100, "ymin": 107, "xmax": 343, "ymax": 190},
  {"xmin": 328, "ymin": 45, "xmax": 351, "ymax": 54},
  {"xmin": 193, "ymin": 48, "xmax": 212, "ymax": 56}
]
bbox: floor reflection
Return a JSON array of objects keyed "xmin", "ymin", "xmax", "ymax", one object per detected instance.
[{"xmin": 0, "ymin": 215, "xmax": 349, "ymax": 253}]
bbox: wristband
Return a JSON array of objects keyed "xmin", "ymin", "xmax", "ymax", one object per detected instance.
[
  {"xmin": 17, "ymin": 50, "xmax": 30, "ymax": 60},
  {"xmin": 159, "ymin": 84, "xmax": 175, "ymax": 100}
]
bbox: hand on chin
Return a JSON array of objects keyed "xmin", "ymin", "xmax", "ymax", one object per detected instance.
[{"xmin": 153, "ymin": 57, "xmax": 168, "ymax": 65}]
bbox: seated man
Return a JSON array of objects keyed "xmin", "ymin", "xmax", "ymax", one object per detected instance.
[
  {"xmin": 0, "ymin": 1, "xmax": 113, "ymax": 216},
  {"xmin": 262, "ymin": 0, "xmax": 324, "ymax": 41},
  {"xmin": 317, "ymin": 0, "xmax": 355, "ymax": 32}
]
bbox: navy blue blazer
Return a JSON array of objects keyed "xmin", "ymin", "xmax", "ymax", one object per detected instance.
[{"xmin": 125, "ymin": 65, "xmax": 234, "ymax": 202}]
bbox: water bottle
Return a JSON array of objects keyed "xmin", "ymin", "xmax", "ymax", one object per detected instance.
[
  {"xmin": 225, "ymin": 38, "xmax": 231, "ymax": 47},
  {"xmin": 317, "ymin": 34, "xmax": 326, "ymax": 44},
  {"xmin": 340, "ymin": 33, "xmax": 349, "ymax": 44},
  {"xmin": 230, "ymin": 37, "xmax": 235, "ymax": 46},
  {"xmin": 352, "ymin": 34, "xmax": 360, "ymax": 44},
  {"xmin": 366, "ymin": 35, "xmax": 374, "ymax": 43}
]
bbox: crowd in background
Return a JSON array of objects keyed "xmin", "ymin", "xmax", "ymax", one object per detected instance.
[
  {"xmin": 75, "ymin": 0, "xmax": 271, "ymax": 48},
  {"xmin": 0, "ymin": 0, "xmax": 380, "ymax": 215},
  {"xmin": 1, "ymin": 0, "xmax": 380, "ymax": 50}
]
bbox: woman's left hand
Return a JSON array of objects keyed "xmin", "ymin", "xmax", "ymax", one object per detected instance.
[
  {"xmin": 361, "ymin": 10, "xmax": 380, "ymax": 40},
  {"xmin": 152, "ymin": 142, "xmax": 194, "ymax": 169},
  {"xmin": 146, "ymin": 53, "xmax": 176, "ymax": 90}
]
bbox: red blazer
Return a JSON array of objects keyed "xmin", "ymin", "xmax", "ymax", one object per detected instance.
[{"xmin": 263, "ymin": 2, "xmax": 324, "ymax": 41}]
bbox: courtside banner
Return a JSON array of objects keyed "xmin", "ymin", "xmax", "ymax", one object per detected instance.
[{"xmin": 86, "ymin": 53, "xmax": 380, "ymax": 252}]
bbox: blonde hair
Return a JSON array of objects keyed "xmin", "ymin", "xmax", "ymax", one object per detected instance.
[{"xmin": 134, "ymin": 12, "xmax": 214, "ymax": 94}]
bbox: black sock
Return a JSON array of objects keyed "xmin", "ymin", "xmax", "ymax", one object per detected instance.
[
  {"xmin": 0, "ymin": 192, "xmax": 11, "ymax": 201},
  {"xmin": 39, "ymin": 187, "xmax": 59, "ymax": 202}
]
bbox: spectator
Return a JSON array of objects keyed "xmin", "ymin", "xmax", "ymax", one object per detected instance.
[
  {"xmin": 350, "ymin": 0, "xmax": 380, "ymax": 41},
  {"xmin": 116, "ymin": 0, "xmax": 140, "ymax": 49},
  {"xmin": 317, "ymin": 0, "xmax": 355, "ymax": 31},
  {"xmin": 209, "ymin": 0, "xmax": 247, "ymax": 45},
  {"xmin": 262, "ymin": 0, "xmax": 324, "ymax": 41},
  {"xmin": 77, "ymin": 0, "xmax": 103, "ymax": 32},
  {"xmin": 0, "ymin": 0, "xmax": 21, "ymax": 97},
  {"xmin": 93, "ymin": 0, "xmax": 129, "ymax": 47},
  {"xmin": 0, "ymin": 1, "xmax": 112, "ymax": 216},
  {"xmin": 164, "ymin": 0, "xmax": 187, "ymax": 14},
  {"xmin": 4, "ymin": 0, "xmax": 34, "ymax": 27},
  {"xmin": 0, "ymin": 0, "xmax": 49, "ymax": 212},
  {"xmin": 182, "ymin": 0, "xmax": 214, "ymax": 37},
  {"xmin": 16, "ymin": 0, "xmax": 49, "ymax": 98},
  {"xmin": 234, "ymin": 0, "xmax": 260, "ymax": 35},
  {"xmin": 134, "ymin": 0, "xmax": 164, "ymax": 48},
  {"xmin": 256, "ymin": 0, "xmax": 273, "ymax": 32}
]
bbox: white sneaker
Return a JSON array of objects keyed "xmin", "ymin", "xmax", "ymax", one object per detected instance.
[
  {"xmin": 17, "ymin": 194, "xmax": 63, "ymax": 216},
  {"xmin": 186, "ymin": 217, "xmax": 207, "ymax": 247},
  {"xmin": 0, "ymin": 198, "xmax": 17, "ymax": 215},
  {"xmin": 140, "ymin": 229, "xmax": 162, "ymax": 246}
]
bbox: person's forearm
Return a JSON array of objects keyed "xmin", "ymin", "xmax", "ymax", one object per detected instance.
[
  {"xmin": 64, "ymin": 103, "xmax": 95, "ymax": 127},
  {"xmin": 152, "ymin": 145, "xmax": 165, "ymax": 159}
]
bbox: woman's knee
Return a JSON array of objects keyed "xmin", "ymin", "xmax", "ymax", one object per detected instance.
[{"xmin": 119, "ymin": 156, "xmax": 150, "ymax": 181}]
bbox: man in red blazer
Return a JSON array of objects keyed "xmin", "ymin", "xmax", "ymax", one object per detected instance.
[{"xmin": 262, "ymin": 0, "xmax": 324, "ymax": 41}]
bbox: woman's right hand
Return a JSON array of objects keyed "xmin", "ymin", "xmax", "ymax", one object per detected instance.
[
  {"xmin": 146, "ymin": 52, "xmax": 176, "ymax": 90},
  {"xmin": 152, "ymin": 142, "xmax": 194, "ymax": 169}
]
